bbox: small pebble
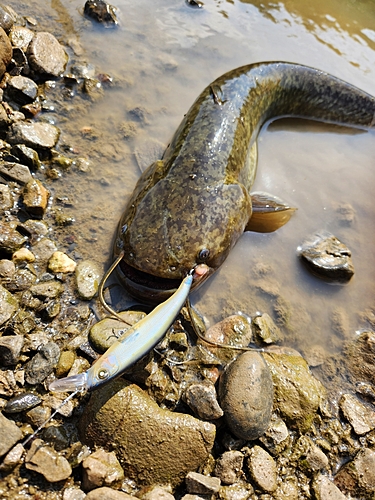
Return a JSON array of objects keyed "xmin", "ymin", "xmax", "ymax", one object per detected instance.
[
  {"xmin": 0, "ymin": 412, "xmax": 23, "ymax": 457},
  {"xmin": 12, "ymin": 247, "xmax": 35, "ymax": 263},
  {"xmin": 75, "ymin": 259, "xmax": 101, "ymax": 299},
  {"xmin": 85, "ymin": 488, "xmax": 134, "ymax": 500},
  {"xmin": 82, "ymin": 448, "xmax": 124, "ymax": 491},
  {"xmin": 0, "ymin": 335, "xmax": 24, "ymax": 366},
  {"xmin": 48, "ymin": 251, "xmax": 76, "ymax": 273},
  {"xmin": 22, "ymin": 178, "xmax": 50, "ymax": 217},
  {"xmin": 184, "ymin": 383, "xmax": 223, "ymax": 420},
  {"xmin": 25, "ymin": 438, "xmax": 72, "ymax": 482},
  {"xmin": 4, "ymin": 392, "xmax": 42, "ymax": 413},
  {"xmin": 25, "ymin": 341, "xmax": 60, "ymax": 385},
  {"xmin": 214, "ymin": 450, "xmax": 243, "ymax": 485},
  {"xmin": 245, "ymin": 445, "xmax": 277, "ymax": 493},
  {"xmin": 185, "ymin": 471, "xmax": 221, "ymax": 495}
]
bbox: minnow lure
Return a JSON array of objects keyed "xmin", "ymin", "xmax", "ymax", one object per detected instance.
[{"xmin": 49, "ymin": 272, "xmax": 194, "ymax": 393}]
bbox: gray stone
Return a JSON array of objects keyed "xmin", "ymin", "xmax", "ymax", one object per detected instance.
[
  {"xmin": 0, "ymin": 221, "xmax": 27, "ymax": 254},
  {"xmin": 27, "ymin": 32, "xmax": 68, "ymax": 77},
  {"xmin": 0, "ymin": 259, "xmax": 15, "ymax": 279},
  {"xmin": 245, "ymin": 445, "xmax": 277, "ymax": 493},
  {"xmin": 82, "ymin": 449, "xmax": 124, "ymax": 491},
  {"xmin": 85, "ymin": 488, "xmax": 134, "ymax": 500},
  {"xmin": 339, "ymin": 393, "xmax": 375, "ymax": 435},
  {"xmin": 184, "ymin": 382, "xmax": 223, "ymax": 420},
  {"xmin": 252, "ymin": 313, "xmax": 283, "ymax": 344},
  {"xmin": 259, "ymin": 415, "xmax": 290, "ymax": 455},
  {"xmin": 11, "ymin": 144, "xmax": 41, "ymax": 170},
  {"xmin": 75, "ymin": 260, "xmax": 102, "ymax": 300},
  {"xmin": 134, "ymin": 138, "xmax": 165, "ymax": 172},
  {"xmin": 30, "ymin": 280, "xmax": 64, "ymax": 299},
  {"xmin": 0, "ymin": 412, "xmax": 22, "ymax": 457},
  {"xmin": 186, "ymin": 471, "xmax": 221, "ymax": 495},
  {"xmin": 8, "ymin": 75, "xmax": 38, "ymax": 104},
  {"xmin": 25, "ymin": 438, "xmax": 72, "ymax": 481},
  {"xmin": 7, "ymin": 121, "xmax": 60, "ymax": 149},
  {"xmin": 9, "ymin": 26, "xmax": 34, "ymax": 52},
  {"xmin": 79, "ymin": 380, "xmax": 216, "ymax": 488},
  {"xmin": 0, "ymin": 161, "xmax": 32, "ymax": 184},
  {"xmin": 214, "ymin": 450, "xmax": 244, "ymax": 485},
  {"xmin": 31, "ymin": 238, "xmax": 57, "ymax": 262},
  {"xmin": 0, "ymin": 335, "xmax": 24, "ymax": 366},
  {"xmin": 25, "ymin": 341, "xmax": 60, "ymax": 384},
  {"xmin": 0, "ymin": 26, "xmax": 12, "ymax": 77},
  {"xmin": 0, "ymin": 285, "xmax": 18, "ymax": 326},
  {"xmin": 4, "ymin": 392, "xmax": 42, "ymax": 413},
  {"xmin": 312, "ymin": 475, "xmax": 346, "ymax": 500},
  {"xmin": 0, "ymin": 184, "xmax": 13, "ymax": 211},
  {"xmin": 0, "ymin": 443, "xmax": 24, "ymax": 472},
  {"xmin": 219, "ymin": 352, "xmax": 273, "ymax": 440}
]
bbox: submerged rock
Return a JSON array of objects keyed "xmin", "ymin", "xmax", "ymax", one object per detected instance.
[
  {"xmin": 218, "ymin": 351, "xmax": 273, "ymax": 440},
  {"xmin": 84, "ymin": 0, "xmax": 118, "ymax": 27},
  {"xmin": 79, "ymin": 379, "xmax": 216, "ymax": 488},
  {"xmin": 297, "ymin": 231, "xmax": 354, "ymax": 283}
]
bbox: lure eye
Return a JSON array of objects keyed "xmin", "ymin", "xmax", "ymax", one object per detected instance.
[
  {"xmin": 97, "ymin": 369, "xmax": 109, "ymax": 380},
  {"xmin": 198, "ymin": 248, "xmax": 210, "ymax": 262}
]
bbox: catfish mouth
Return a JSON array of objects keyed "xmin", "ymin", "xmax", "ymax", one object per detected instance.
[{"xmin": 118, "ymin": 258, "xmax": 210, "ymax": 303}]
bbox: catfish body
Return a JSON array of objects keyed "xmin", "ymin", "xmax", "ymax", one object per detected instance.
[{"xmin": 114, "ymin": 62, "xmax": 375, "ymax": 301}]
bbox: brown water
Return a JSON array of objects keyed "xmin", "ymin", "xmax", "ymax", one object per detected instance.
[{"xmin": 10, "ymin": 0, "xmax": 375, "ymax": 355}]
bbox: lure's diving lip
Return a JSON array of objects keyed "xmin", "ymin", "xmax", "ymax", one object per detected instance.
[{"xmin": 117, "ymin": 259, "xmax": 210, "ymax": 303}]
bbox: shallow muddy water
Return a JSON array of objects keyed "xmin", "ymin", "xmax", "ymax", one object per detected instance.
[{"xmin": 9, "ymin": 0, "xmax": 375, "ymax": 355}]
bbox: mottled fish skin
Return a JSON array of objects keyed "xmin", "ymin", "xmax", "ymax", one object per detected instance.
[{"xmin": 115, "ymin": 62, "xmax": 375, "ymax": 300}]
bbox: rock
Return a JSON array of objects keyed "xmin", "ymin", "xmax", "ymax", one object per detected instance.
[
  {"xmin": 0, "ymin": 284, "xmax": 18, "ymax": 326},
  {"xmin": 0, "ymin": 412, "xmax": 22, "ymax": 457},
  {"xmin": 335, "ymin": 448, "xmax": 375, "ymax": 496},
  {"xmin": 82, "ymin": 449, "xmax": 124, "ymax": 491},
  {"xmin": 142, "ymin": 486, "xmax": 174, "ymax": 500},
  {"xmin": 0, "ymin": 443, "xmax": 24, "ymax": 472},
  {"xmin": 0, "ymin": 26, "xmax": 12, "ymax": 78},
  {"xmin": 214, "ymin": 450, "xmax": 244, "ymax": 485},
  {"xmin": 0, "ymin": 369, "xmax": 16, "ymax": 396},
  {"xmin": 9, "ymin": 26, "xmax": 34, "ymax": 52},
  {"xmin": 25, "ymin": 342, "xmax": 60, "ymax": 385},
  {"xmin": 75, "ymin": 260, "xmax": 102, "ymax": 299},
  {"xmin": 245, "ymin": 445, "xmax": 277, "ymax": 493},
  {"xmin": 0, "ymin": 335, "xmax": 24, "ymax": 366},
  {"xmin": 297, "ymin": 231, "xmax": 354, "ymax": 283},
  {"xmin": 218, "ymin": 352, "xmax": 273, "ymax": 440},
  {"xmin": 22, "ymin": 178, "xmax": 50, "ymax": 217},
  {"xmin": 55, "ymin": 350, "xmax": 76, "ymax": 377},
  {"xmin": 84, "ymin": 0, "xmax": 119, "ymax": 27},
  {"xmin": 11, "ymin": 144, "xmax": 41, "ymax": 170},
  {"xmin": 293, "ymin": 436, "xmax": 328, "ymax": 472},
  {"xmin": 252, "ymin": 313, "xmax": 283, "ymax": 344},
  {"xmin": 31, "ymin": 238, "xmax": 58, "ymax": 262},
  {"xmin": 0, "ymin": 221, "xmax": 27, "ymax": 254},
  {"xmin": 184, "ymin": 382, "xmax": 224, "ymax": 420},
  {"xmin": 259, "ymin": 415, "xmax": 290, "ymax": 455},
  {"xmin": 134, "ymin": 138, "xmax": 165, "ymax": 172},
  {"xmin": 7, "ymin": 121, "xmax": 60, "ymax": 149},
  {"xmin": 30, "ymin": 280, "xmax": 64, "ymax": 299},
  {"xmin": 304, "ymin": 444, "xmax": 329, "ymax": 471},
  {"xmin": 0, "ymin": 6, "xmax": 15, "ymax": 33},
  {"xmin": 0, "ymin": 184, "xmax": 13, "ymax": 211},
  {"xmin": 25, "ymin": 406, "xmax": 51, "ymax": 428},
  {"xmin": 48, "ymin": 251, "xmax": 76, "ymax": 273},
  {"xmin": 0, "ymin": 259, "xmax": 15, "ymax": 279},
  {"xmin": 339, "ymin": 393, "xmax": 375, "ymax": 435},
  {"xmin": 12, "ymin": 247, "xmax": 35, "ymax": 263},
  {"xmin": 85, "ymin": 488, "xmax": 134, "ymax": 500},
  {"xmin": 312, "ymin": 474, "xmax": 347, "ymax": 500},
  {"xmin": 4, "ymin": 392, "xmax": 42, "ymax": 413},
  {"xmin": 89, "ymin": 311, "xmax": 146, "ymax": 353},
  {"xmin": 8, "ymin": 75, "xmax": 38, "ymax": 104},
  {"xmin": 186, "ymin": 471, "xmax": 221, "ymax": 495},
  {"xmin": 25, "ymin": 438, "xmax": 72, "ymax": 482},
  {"xmin": 0, "ymin": 162, "xmax": 32, "ymax": 186},
  {"xmin": 263, "ymin": 349, "xmax": 326, "ymax": 432},
  {"xmin": 79, "ymin": 379, "xmax": 216, "ymax": 488},
  {"xmin": 62, "ymin": 487, "xmax": 86, "ymax": 500},
  {"xmin": 27, "ymin": 32, "xmax": 68, "ymax": 76},
  {"xmin": 202, "ymin": 314, "xmax": 253, "ymax": 364},
  {"xmin": 345, "ymin": 331, "xmax": 375, "ymax": 386}
]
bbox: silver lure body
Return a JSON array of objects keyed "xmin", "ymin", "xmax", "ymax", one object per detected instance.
[{"xmin": 49, "ymin": 274, "xmax": 193, "ymax": 392}]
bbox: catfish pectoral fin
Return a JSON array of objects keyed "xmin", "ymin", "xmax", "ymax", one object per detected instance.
[{"xmin": 246, "ymin": 191, "xmax": 297, "ymax": 233}]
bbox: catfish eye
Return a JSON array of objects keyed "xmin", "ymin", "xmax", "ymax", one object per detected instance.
[{"xmin": 198, "ymin": 248, "xmax": 210, "ymax": 261}]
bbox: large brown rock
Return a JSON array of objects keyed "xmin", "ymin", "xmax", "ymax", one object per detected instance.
[
  {"xmin": 79, "ymin": 380, "xmax": 216, "ymax": 488},
  {"xmin": 0, "ymin": 26, "xmax": 12, "ymax": 77}
]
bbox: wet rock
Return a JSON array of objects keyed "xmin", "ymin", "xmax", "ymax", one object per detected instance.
[
  {"xmin": 21, "ymin": 219, "xmax": 48, "ymax": 241},
  {"xmin": 8, "ymin": 268, "xmax": 37, "ymax": 292},
  {"xmin": 298, "ymin": 231, "xmax": 354, "ymax": 283},
  {"xmin": 0, "ymin": 6, "xmax": 15, "ymax": 33},
  {"xmin": 0, "ymin": 335, "xmax": 24, "ymax": 366},
  {"xmin": 244, "ymin": 445, "xmax": 277, "ymax": 493},
  {"xmin": 293, "ymin": 436, "xmax": 328, "ymax": 473},
  {"xmin": 0, "ymin": 443, "xmax": 24, "ymax": 472},
  {"xmin": 27, "ymin": 32, "xmax": 68, "ymax": 76},
  {"xmin": 0, "ymin": 221, "xmax": 27, "ymax": 254},
  {"xmin": 345, "ymin": 330, "xmax": 375, "ymax": 386},
  {"xmin": 7, "ymin": 121, "xmax": 60, "ymax": 149},
  {"xmin": 339, "ymin": 393, "xmax": 375, "ymax": 435},
  {"xmin": 22, "ymin": 178, "xmax": 49, "ymax": 217},
  {"xmin": 214, "ymin": 451, "xmax": 243, "ymax": 485},
  {"xmin": 89, "ymin": 311, "xmax": 146, "ymax": 353},
  {"xmin": 32, "ymin": 238, "xmax": 58, "ymax": 262},
  {"xmin": 184, "ymin": 382, "xmax": 224, "ymax": 420},
  {"xmin": 263, "ymin": 349, "xmax": 326, "ymax": 432},
  {"xmin": 25, "ymin": 341, "xmax": 60, "ymax": 385},
  {"xmin": 30, "ymin": 280, "xmax": 64, "ymax": 299},
  {"xmin": 82, "ymin": 448, "xmax": 124, "ymax": 491},
  {"xmin": 62, "ymin": 488, "xmax": 86, "ymax": 500},
  {"xmin": 0, "ymin": 161, "xmax": 32, "ymax": 184},
  {"xmin": 12, "ymin": 247, "xmax": 35, "ymax": 263},
  {"xmin": 8, "ymin": 75, "xmax": 37, "ymax": 104},
  {"xmin": 84, "ymin": 0, "xmax": 119, "ymax": 27},
  {"xmin": 0, "ymin": 184, "xmax": 13, "ymax": 211},
  {"xmin": 9, "ymin": 26, "xmax": 34, "ymax": 52},
  {"xmin": 48, "ymin": 251, "xmax": 76, "ymax": 273},
  {"xmin": 186, "ymin": 0, "xmax": 204, "ymax": 8},
  {"xmin": 82, "ymin": 77, "xmax": 104, "ymax": 100},
  {"xmin": 0, "ymin": 26, "xmax": 12, "ymax": 78},
  {"xmin": 55, "ymin": 350, "xmax": 76, "ymax": 377},
  {"xmin": 0, "ymin": 284, "xmax": 18, "ymax": 326},
  {"xmin": 259, "ymin": 415, "xmax": 290, "ymax": 455},
  {"xmin": 25, "ymin": 438, "xmax": 72, "ymax": 482},
  {"xmin": 11, "ymin": 144, "xmax": 41, "ymax": 170},
  {"xmin": 252, "ymin": 313, "xmax": 283, "ymax": 344},
  {"xmin": 85, "ymin": 488, "xmax": 134, "ymax": 500},
  {"xmin": 335, "ymin": 448, "xmax": 375, "ymax": 496},
  {"xmin": 312, "ymin": 474, "xmax": 346, "ymax": 500},
  {"xmin": 9, "ymin": 47, "xmax": 28, "ymax": 77},
  {"xmin": 79, "ymin": 379, "xmax": 216, "ymax": 487},
  {"xmin": 142, "ymin": 486, "xmax": 175, "ymax": 500},
  {"xmin": 0, "ymin": 412, "xmax": 22, "ymax": 457},
  {"xmin": 0, "ymin": 258, "xmax": 15, "ymax": 279},
  {"xmin": 218, "ymin": 352, "xmax": 273, "ymax": 440},
  {"xmin": 41, "ymin": 425, "xmax": 69, "ymax": 451},
  {"xmin": 25, "ymin": 405, "xmax": 51, "ymax": 428},
  {"xmin": 0, "ymin": 369, "xmax": 16, "ymax": 396},
  {"xmin": 75, "ymin": 259, "xmax": 101, "ymax": 299},
  {"xmin": 186, "ymin": 471, "xmax": 221, "ymax": 495},
  {"xmin": 4, "ymin": 392, "xmax": 42, "ymax": 413}
]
